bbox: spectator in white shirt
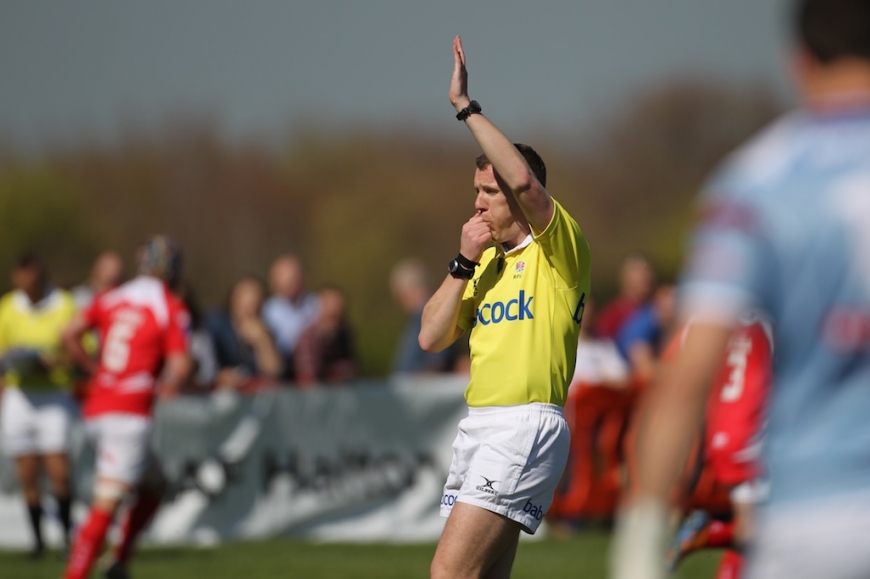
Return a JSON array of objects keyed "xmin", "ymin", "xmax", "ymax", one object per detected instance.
[{"xmin": 262, "ymin": 254, "xmax": 320, "ymax": 378}]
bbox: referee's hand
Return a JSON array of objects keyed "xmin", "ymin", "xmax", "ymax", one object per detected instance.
[
  {"xmin": 450, "ymin": 35, "xmax": 471, "ymax": 112},
  {"xmin": 460, "ymin": 213, "xmax": 492, "ymax": 263}
]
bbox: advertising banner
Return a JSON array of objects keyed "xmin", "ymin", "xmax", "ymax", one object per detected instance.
[{"xmin": 0, "ymin": 376, "xmax": 469, "ymax": 548}]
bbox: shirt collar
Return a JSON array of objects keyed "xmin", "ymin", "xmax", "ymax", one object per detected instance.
[
  {"xmin": 13, "ymin": 287, "xmax": 61, "ymax": 312},
  {"xmin": 501, "ymin": 234, "xmax": 533, "ymax": 256}
]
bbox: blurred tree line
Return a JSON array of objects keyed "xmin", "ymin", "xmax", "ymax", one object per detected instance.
[{"xmin": 0, "ymin": 80, "xmax": 780, "ymax": 375}]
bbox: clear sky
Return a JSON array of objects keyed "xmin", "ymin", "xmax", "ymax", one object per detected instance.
[{"xmin": 0, "ymin": 0, "xmax": 793, "ymax": 151}]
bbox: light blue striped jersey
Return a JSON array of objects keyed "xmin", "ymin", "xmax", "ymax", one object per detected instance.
[{"xmin": 681, "ymin": 103, "xmax": 870, "ymax": 505}]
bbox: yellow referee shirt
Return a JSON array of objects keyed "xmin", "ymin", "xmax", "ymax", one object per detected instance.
[
  {"xmin": 458, "ymin": 199, "xmax": 591, "ymax": 407},
  {"xmin": 0, "ymin": 288, "xmax": 77, "ymax": 389}
]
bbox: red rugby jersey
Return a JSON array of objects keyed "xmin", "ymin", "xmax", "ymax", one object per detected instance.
[
  {"xmin": 705, "ymin": 315, "xmax": 773, "ymax": 485},
  {"xmin": 82, "ymin": 276, "xmax": 189, "ymax": 418},
  {"xmin": 662, "ymin": 314, "xmax": 773, "ymax": 486}
]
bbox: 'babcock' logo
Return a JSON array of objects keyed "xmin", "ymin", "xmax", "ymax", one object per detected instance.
[
  {"xmin": 474, "ymin": 290, "xmax": 534, "ymax": 327},
  {"xmin": 523, "ymin": 499, "xmax": 545, "ymax": 521}
]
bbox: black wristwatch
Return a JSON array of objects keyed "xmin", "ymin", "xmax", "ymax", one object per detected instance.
[
  {"xmin": 448, "ymin": 254, "xmax": 479, "ymax": 279},
  {"xmin": 456, "ymin": 100, "xmax": 482, "ymax": 121}
]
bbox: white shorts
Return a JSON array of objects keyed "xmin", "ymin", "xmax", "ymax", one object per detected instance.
[
  {"xmin": 1, "ymin": 387, "xmax": 74, "ymax": 456},
  {"xmin": 440, "ymin": 403, "xmax": 570, "ymax": 534},
  {"xmin": 85, "ymin": 414, "xmax": 153, "ymax": 485},
  {"xmin": 746, "ymin": 489, "xmax": 870, "ymax": 579}
]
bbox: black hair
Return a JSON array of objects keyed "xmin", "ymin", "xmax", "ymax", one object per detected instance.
[{"xmin": 796, "ymin": 0, "xmax": 870, "ymax": 63}]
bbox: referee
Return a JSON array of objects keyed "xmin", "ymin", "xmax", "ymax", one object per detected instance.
[{"xmin": 420, "ymin": 37, "xmax": 591, "ymax": 579}]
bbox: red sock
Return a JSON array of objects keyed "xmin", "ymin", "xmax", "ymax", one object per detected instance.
[
  {"xmin": 115, "ymin": 491, "xmax": 162, "ymax": 565},
  {"xmin": 715, "ymin": 549, "xmax": 744, "ymax": 579},
  {"xmin": 705, "ymin": 520, "xmax": 735, "ymax": 548},
  {"xmin": 64, "ymin": 509, "xmax": 113, "ymax": 579}
]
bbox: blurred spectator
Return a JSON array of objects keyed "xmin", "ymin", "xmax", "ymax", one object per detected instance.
[
  {"xmin": 70, "ymin": 251, "xmax": 125, "ymax": 309},
  {"xmin": 71, "ymin": 251, "xmax": 125, "ymax": 358},
  {"xmin": 206, "ymin": 276, "xmax": 282, "ymax": 390},
  {"xmin": 294, "ymin": 286, "xmax": 356, "ymax": 386},
  {"xmin": 615, "ymin": 283, "xmax": 677, "ymax": 383},
  {"xmin": 175, "ymin": 281, "xmax": 218, "ymax": 391},
  {"xmin": 551, "ymin": 299, "xmax": 632, "ymax": 531},
  {"xmin": 0, "ymin": 254, "xmax": 77, "ymax": 556},
  {"xmin": 263, "ymin": 254, "xmax": 320, "ymax": 377},
  {"xmin": 594, "ymin": 253, "xmax": 656, "ymax": 340},
  {"xmin": 571, "ymin": 298, "xmax": 629, "ymax": 392},
  {"xmin": 390, "ymin": 258, "xmax": 457, "ymax": 374}
]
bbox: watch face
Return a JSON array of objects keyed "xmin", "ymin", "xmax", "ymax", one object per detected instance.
[{"xmin": 448, "ymin": 259, "xmax": 459, "ymax": 273}]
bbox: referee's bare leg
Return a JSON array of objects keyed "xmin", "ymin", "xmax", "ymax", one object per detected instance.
[{"xmin": 431, "ymin": 502, "xmax": 521, "ymax": 579}]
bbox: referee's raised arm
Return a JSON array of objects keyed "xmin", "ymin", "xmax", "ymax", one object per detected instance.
[{"xmin": 449, "ymin": 36, "xmax": 554, "ymax": 233}]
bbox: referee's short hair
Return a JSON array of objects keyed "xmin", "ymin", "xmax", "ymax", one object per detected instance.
[
  {"xmin": 796, "ymin": 0, "xmax": 870, "ymax": 63},
  {"xmin": 476, "ymin": 143, "xmax": 547, "ymax": 188}
]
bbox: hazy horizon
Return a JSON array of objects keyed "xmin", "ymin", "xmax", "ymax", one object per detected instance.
[{"xmin": 1, "ymin": 1, "xmax": 793, "ymax": 153}]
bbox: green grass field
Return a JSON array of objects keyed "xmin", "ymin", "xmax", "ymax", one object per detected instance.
[{"xmin": 0, "ymin": 531, "xmax": 722, "ymax": 579}]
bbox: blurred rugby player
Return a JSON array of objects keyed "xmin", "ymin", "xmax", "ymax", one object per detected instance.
[
  {"xmin": 613, "ymin": 1, "xmax": 870, "ymax": 578},
  {"xmin": 665, "ymin": 312, "xmax": 773, "ymax": 579},
  {"xmin": 62, "ymin": 236, "xmax": 191, "ymax": 579},
  {"xmin": 0, "ymin": 254, "xmax": 77, "ymax": 556}
]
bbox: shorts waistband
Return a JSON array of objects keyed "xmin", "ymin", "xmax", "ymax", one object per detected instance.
[{"xmin": 467, "ymin": 403, "xmax": 564, "ymax": 419}]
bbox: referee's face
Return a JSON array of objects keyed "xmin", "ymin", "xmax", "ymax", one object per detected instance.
[{"xmin": 473, "ymin": 166, "xmax": 526, "ymax": 246}]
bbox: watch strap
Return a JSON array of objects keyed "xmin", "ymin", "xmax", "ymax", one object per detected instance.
[
  {"xmin": 456, "ymin": 253, "xmax": 480, "ymax": 269},
  {"xmin": 448, "ymin": 256, "xmax": 476, "ymax": 279},
  {"xmin": 456, "ymin": 100, "xmax": 482, "ymax": 121}
]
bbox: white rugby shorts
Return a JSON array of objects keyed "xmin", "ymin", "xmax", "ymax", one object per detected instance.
[
  {"xmin": 440, "ymin": 403, "xmax": 570, "ymax": 534},
  {"xmin": 1, "ymin": 387, "xmax": 74, "ymax": 456},
  {"xmin": 746, "ymin": 488, "xmax": 870, "ymax": 579},
  {"xmin": 85, "ymin": 414, "xmax": 153, "ymax": 485}
]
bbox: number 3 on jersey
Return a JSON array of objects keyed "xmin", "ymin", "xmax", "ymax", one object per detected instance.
[{"xmin": 721, "ymin": 334, "xmax": 752, "ymax": 402}]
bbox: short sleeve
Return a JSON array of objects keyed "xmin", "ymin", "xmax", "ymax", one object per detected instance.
[
  {"xmin": 679, "ymin": 178, "xmax": 775, "ymax": 326},
  {"xmin": 165, "ymin": 304, "xmax": 191, "ymax": 355},
  {"xmin": 533, "ymin": 199, "xmax": 589, "ymax": 288}
]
